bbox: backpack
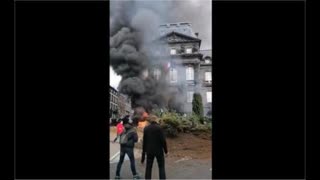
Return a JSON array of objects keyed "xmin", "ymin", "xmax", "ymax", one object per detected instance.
[{"xmin": 119, "ymin": 128, "xmax": 134, "ymax": 145}]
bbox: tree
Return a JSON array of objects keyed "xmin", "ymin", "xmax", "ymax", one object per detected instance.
[{"xmin": 192, "ymin": 93, "xmax": 204, "ymax": 123}]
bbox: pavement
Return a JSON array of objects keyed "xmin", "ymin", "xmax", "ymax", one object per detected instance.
[
  {"xmin": 109, "ymin": 133, "xmax": 212, "ymax": 180},
  {"xmin": 110, "ymin": 141, "xmax": 142, "ymax": 164}
]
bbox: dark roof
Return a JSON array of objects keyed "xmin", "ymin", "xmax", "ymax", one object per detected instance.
[
  {"xmin": 158, "ymin": 31, "xmax": 201, "ymax": 42},
  {"xmin": 159, "ymin": 22, "xmax": 198, "ymax": 38},
  {"xmin": 200, "ymin": 49, "xmax": 212, "ymax": 59},
  {"xmin": 109, "ymin": 85, "xmax": 118, "ymax": 93}
]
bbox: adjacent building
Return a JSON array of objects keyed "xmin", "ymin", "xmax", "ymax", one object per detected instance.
[
  {"xmin": 109, "ymin": 85, "xmax": 119, "ymax": 119},
  {"xmin": 118, "ymin": 94, "xmax": 131, "ymax": 117},
  {"xmin": 109, "ymin": 85, "xmax": 131, "ymax": 119}
]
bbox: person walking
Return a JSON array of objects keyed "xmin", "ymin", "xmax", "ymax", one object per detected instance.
[
  {"xmin": 115, "ymin": 120, "xmax": 140, "ymax": 179},
  {"xmin": 113, "ymin": 120, "xmax": 124, "ymax": 143},
  {"xmin": 141, "ymin": 115, "xmax": 168, "ymax": 180}
]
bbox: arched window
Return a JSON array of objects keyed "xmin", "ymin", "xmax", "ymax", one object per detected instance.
[{"xmin": 186, "ymin": 66, "xmax": 194, "ymax": 80}]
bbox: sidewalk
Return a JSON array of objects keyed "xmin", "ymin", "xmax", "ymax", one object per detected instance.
[
  {"xmin": 109, "ymin": 142, "xmax": 142, "ymax": 164},
  {"xmin": 109, "ymin": 157, "xmax": 212, "ymax": 179}
]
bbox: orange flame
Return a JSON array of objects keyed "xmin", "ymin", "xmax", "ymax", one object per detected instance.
[{"xmin": 138, "ymin": 112, "xmax": 149, "ymax": 128}]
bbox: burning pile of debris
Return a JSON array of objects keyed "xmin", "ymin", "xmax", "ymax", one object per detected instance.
[{"xmin": 131, "ymin": 107, "xmax": 148, "ymax": 128}]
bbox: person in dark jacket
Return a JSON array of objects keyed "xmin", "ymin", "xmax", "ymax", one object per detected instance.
[
  {"xmin": 141, "ymin": 115, "xmax": 168, "ymax": 180},
  {"xmin": 115, "ymin": 121, "xmax": 140, "ymax": 179}
]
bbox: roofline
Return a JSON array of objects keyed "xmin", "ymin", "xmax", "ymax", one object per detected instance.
[
  {"xmin": 153, "ymin": 32, "xmax": 202, "ymax": 47},
  {"xmin": 109, "ymin": 85, "xmax": 118, "ymax": 93},
  {"xmin": 159, "ymin": 31, "xmax": 201, "ymax": 41},
  {"xmin": 159, "ymin": 22, "xmax": 192, "ymax": 27}
]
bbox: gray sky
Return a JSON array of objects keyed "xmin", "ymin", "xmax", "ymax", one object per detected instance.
[{"xmin": 110, "ymin": 0, "xmax": 212, "ymax": 89}]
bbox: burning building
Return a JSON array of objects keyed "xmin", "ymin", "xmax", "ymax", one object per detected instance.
[
  {"xmin": 153, "ymin": 22, "xmax": 213, "ymax": 117},
  {"xmin": 109, "ymin": 1, "xmax": 212, "ymax": 123}
]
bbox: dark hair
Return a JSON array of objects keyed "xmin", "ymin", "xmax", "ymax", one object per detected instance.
[{"xmin": 122, "ymin": 115, "xmax": 129, "ymax": 124}]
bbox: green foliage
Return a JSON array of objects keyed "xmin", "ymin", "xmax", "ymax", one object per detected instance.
[
  {"xmin": 160, "ymin": 123, "xmax": 178, "ymax": 137},
  {"xmin": 192, "ymin": 93, "xmax": 204, "ymax": 121},
  {"xmin": 159, "ymin": 112, "xmax": 181, "ymax": 137},
  {"xmin": 156, "ymin": 110, "xmax": 212, "ymax": 138},
  {"xmin": 179, "ymin": 117, "xmax": 193, "ymax": 133},
  {"xmin": 161, "ymin": 112, "xmax": 181, "ymax": 128}
]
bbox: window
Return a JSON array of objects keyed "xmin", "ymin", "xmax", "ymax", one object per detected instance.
[
  {"xmin": 186, "ymin": 48, "xmax": 192, "ymax": 54},
  {"xmin": 186, "ymin": 66, "xmax": 194, "ymax": 80},
  {"xmin": 170, "ymin": 68, "xmax": 177, "ymax": 83},
  {"xmin": 170, "ymin": 48, "xmax": 177, "ymax": 55},
  {"xmin": 205, "ymin": 72, "xmax": 212, "ymax": 82},
  {"xmin": 187, "ymin": 91, "xmax": 194, "ymax": 103},
  {"xmin": 206, "ymin": 91, "xmax": 212, "ymax": 103},
  {"xmin": 153, "ymin": 68, "xmax": 161, "ymax": 80}
]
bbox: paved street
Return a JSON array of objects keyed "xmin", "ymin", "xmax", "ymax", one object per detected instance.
[
  {"xmin": 109, "ymin": 156, "xmax": 212, "ymax": 180},
  {"xmin": 109, "ymin": 129, "xmax": 211, "ymax": 179},
  {"xmin": 109, "ymin": 133, "xmax": 142, "ymax": 164},
  {"xmin": 110, "ymin": 141, "xmax": 142, "ymax": 164}
]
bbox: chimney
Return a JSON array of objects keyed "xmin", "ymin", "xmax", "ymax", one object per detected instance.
[{"xmin": 195, "ymin": 32, "xmax": 199, "ymax": 37}]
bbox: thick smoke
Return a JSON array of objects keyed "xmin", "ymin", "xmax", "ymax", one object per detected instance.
[
  {"xmin": 110, "ymin": 0, "xmax": 172, "ymax": 117},
  {"xmin": 167, "ymin": 0, "xmax": 212, "ymax": 50}
]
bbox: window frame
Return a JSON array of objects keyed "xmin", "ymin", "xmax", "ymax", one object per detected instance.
[
  {"xmin": 170, "ymin": 48, "xmax": 177, "ymax": 55},
  {"xmin": 187, "ymin": 91, "xmax": 194, "ymax": 103},
  {"xmin": 153, "ymin": 68, "xmax": 161, "ymax": 80},
  {"xmin": 205, "ymin": 71, "xmax": 212, "ymax": 82},
  {"xmin": 186, "ymin": 66, "xmax": 194, "ymax": 81},
  {"xmin": 206, "ymin": 91, "xmax": 212, "ymax": 103},
  {"xmin": 170, "ymin": 68, "xmax": 178, "ymax": 83},
  {"xmin": 186, "ymin": 48, "xmax": 192, "ymax": 54}
]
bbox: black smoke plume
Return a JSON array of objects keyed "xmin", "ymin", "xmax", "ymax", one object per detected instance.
[{"xmin": 110, "ymin": 1, "xmax": 171, "ymax": 116}]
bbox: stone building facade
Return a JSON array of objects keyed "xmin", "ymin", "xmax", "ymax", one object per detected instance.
[
  {"xmin": 109, "ymin": 85, "xmax": 132, "ymax": 119},
  {"xmin": 153, "ymin": 22, "xmax": 212, "ymax": 117},
  {"xmin": 109, "ymin": 85, "xmax": 119, "ymax": 119},
  {"xmin": 118, "ymin": 94, "xmax": 131, "ymax": 117}
]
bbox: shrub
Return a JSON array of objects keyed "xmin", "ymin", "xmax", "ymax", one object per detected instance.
[
  {"xmin": 192, "ymin": 93, "xmax": 204, "ymax": 120},
  {"xmin": 179, "ymin": 117, "xmax": 193, "ymax": 133},
  {"xmin": 188, "ymin": 113, "xmax": 201, "ymax": 126},
  {"xmin": 192, "ymin": 123, "xmax": 211, "ymax": 134},
  {"xmin": 161, "ymin": 112, "xmax": 181, "ymax": 127},
  {"xmin": 160, "ymin": 123, "xmax": 178, "ymax": 137},
  {"xmin": 158, "ymin": 111, "xmax": 212, "ymax": 137},
  {"xmin": 159, "ymin": 112, "xmax": 181, "ymax": 138}
]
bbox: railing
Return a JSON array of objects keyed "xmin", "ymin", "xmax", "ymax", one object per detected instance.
[
  {"xmin": 203, "ymin": 80, "xmax": 212, "ymax": 86},
  {"xmin": 186, "ymin": 80, "xmax": 195, "ymax": 85}
]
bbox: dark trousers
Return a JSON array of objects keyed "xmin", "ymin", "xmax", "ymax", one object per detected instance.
[
  {"xmin": 116, "ymin": 147, "xmax": 137, "ymax": 176},
  {"xmin": 145, "ymin": 152, "xmax": 166, "ymax": 180}
]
